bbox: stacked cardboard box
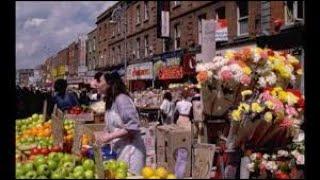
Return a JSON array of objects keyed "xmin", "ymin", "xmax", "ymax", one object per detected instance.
[
  {"xmin": 156, "ymin": 125, "xmax": 192, "ymax": 177},
  {"xmin": 141, "ymin": 122, "xmax": 158, "ymax": 168}
]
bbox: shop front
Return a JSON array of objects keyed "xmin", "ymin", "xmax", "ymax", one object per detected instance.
[{"xmin": 126, "ymin": 62, "xmax": 154, "ymax": 92}]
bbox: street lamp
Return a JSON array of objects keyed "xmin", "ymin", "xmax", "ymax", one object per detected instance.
[{"xmin": 110, "ymin": 3, "xmax": 128, "ymax": 80}]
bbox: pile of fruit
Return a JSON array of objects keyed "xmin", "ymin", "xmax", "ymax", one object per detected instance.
[
  {"xmin": 103, "ymin": 159, "xmax": 129, "ymax": 179},
  {"xmin": 16, "ymin": 152, "xmax": 96, "ymax": 179},
  {"xmin": 141, "ymin": 166, "xmax": 176, "ymax": 179},
  {"xmin": 63, "ymin": 119, "xmax": 75, "ymax": 143},
  {"xmin": 16, "ymin": 114, "xmax": 45, "ymax": 135},
  {"xmin": 68, "ymin": 106, "xmax": 91, "ymax": 115}
]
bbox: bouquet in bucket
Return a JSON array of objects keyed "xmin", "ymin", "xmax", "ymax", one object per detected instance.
[{"xmin": 230, "ymin": 86, "xmax": 304, "ymax": 148}]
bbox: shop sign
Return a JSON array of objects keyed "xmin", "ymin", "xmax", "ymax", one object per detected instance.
[
  {"xmin": 127, "ymin": 62, "xmax": 153, "ymax": 80},
  {"xmin": 51, "ymin": 68, "xmax": 58, "ymax": 77},
  {"xmin": 58, "ymin": 65, "xmax": 66, "ymax": 75},
  {"xmin": 158, "ymin": 66, "xmax": 184, "ymax": 80},
  {"xmin": 215, "ymin": 19, "xmax": 228, "ymax": 42},
  {"xmin": 67, "ymin": 77, "xmax": 83, "ymax": 84}
]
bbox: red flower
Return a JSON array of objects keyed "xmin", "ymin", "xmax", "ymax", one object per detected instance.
[
  {"xmin": 275, "ymin": 170, "xmax": 290, "ymax": 179},
  {"xmin": 287, "ymin": 89, "xmax": 304, "ymax": 108},
  {"xmin": 267, "ymin": 49, "xmax": 275, "ymax": 56}
]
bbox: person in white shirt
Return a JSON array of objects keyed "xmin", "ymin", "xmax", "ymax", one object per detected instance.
[
  {"xmin": 174, "ymin": 90, "xmax": 192, "ymax": 129},
  {"xmin": 160, "ymin": 92, "xmax": 175, "ymax": 125}
]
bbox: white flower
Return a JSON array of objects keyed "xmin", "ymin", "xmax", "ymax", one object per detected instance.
[
  {"xmin": 277, "ymin": 150, "xmax": 289, "ymax": 157},
  {"xmin": 265, "ymin": 72, "xmax": 277, "ymax": 85},
  {"xmin": 250, "ymin": 153, "xmax": 257, "ymax": 161},
  {"xmin": 291, "ymin": 150, "xmax": 299, "ymax": 157},
  {"xmin": 293, "ymin": 131, "xmax": 305, "ymax": 143},
  {"xmin": 263, "ymin": 154, "xmax": 270, "ymax": 160},
  {"xmin": 196, "ymin": 64, "xmax": 207, "ymax": 72},
  {"xmin": 207, "ymin": 71, "xmax": 213, "ymax": 78},
  {"xmin": 271, "ymin": 154, "xmax": 277, "ymax": 160},
  {"xmin": 296, "ymin": 154, "xmax": 305, "ymax": 165},
  {"xmin": 265, "ymin": 161, "xmax": 278, "ymax": 172},
  {"xmin": 258, "ymin": 77, "xmax": 267, "ymax": 88},
  {"xmin": 247, "ymin": 163, "xmax": 255, "ymax": 172},
  {"xmin": 212, "ymin": 56, "xmax": 228, "ymax": 70}
]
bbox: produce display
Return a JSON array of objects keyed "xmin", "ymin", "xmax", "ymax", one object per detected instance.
[
  {"xmin": 133, "ymin": 90, "xmax": 163, "ymax": 108},
  {"xmin": 103, "ymin": 159, "xmax": 130, "ymax": 179},
  {"xmin": 63, "ymin": 119, "xmax": 75, "ymax": 144},
  {"xmin": 140, "ymin": 166, "xmax": 176, "ymax": 179},
  {"xmin": 90, "ymin": 101, "xmax": 106, "ymax": 114},
  {"xmin": 16, "ymin": 152, "xmax": 96, "ymax": 179},
  {"xmin": 68, "ymin": 106, "xmax": 91, "ymax": 115}
]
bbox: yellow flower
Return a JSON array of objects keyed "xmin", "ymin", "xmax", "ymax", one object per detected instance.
[
  {"xmin": 242, "ymin": 66, "xmax": 252, "ymax": 75},
  {"xmin": 251, "ymin": 102, "xmax": 265, "ymax": 113},
  {"xmin": 287, "ymin": 92, "xmax": 299, "ymax": 106},
  {"xmin": 225, "ymin": 50, "xmax": 235, "ymax": 60},
  {"xmin": 239, "ymin": 103, "xmax": 250, "ymax": 113},
  {"xmin": 231, "ymin": 110, "xmax": 242, "ymax": 121},
  {"xmin": 287, "ymin": 55, "xmax": 300, "ymax": 65},
  {"xmin": 297, "ymin": 68, "xmax": 303, "ymax": 75},
  {"xmin": 265, "ymin": 100, "xmax": 275, "ymax": 110},
  {"xmin": 275, "ymin": 111, "xmax": 285, "ymax": 121},
  {"xmin": 278, "ymin": 91, "xmax": 288, "ymax": 102},
  {"xmin": 271, "ymin": 87, "xmax": 283, "ymax": 97},
  {"xmin": 264, "ymin": 112, "xmax": 273, "ymax": 122},
  {"xmin": 241, "ymin": 90, "xmax": 253, "ymax": 98}
]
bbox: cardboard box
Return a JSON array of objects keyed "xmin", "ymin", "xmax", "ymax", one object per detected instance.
[{"xmin": 156, "ymin": 125, "xmax": 192, "ymax": 177}]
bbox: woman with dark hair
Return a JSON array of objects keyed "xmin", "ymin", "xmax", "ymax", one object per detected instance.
[
  {"xmin": 160, "ymin": 91, "xmax": 175, "ymax": 125},
  {"xmin": 52, "ymin": 79, "xmax": 79, "ymax": 111},
  {"xmin": 94, "ymin": 72, "xmax": 146, "ymax": 175}
]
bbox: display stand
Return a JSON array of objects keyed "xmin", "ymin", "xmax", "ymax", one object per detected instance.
[
  {"xmin": 42, "ymin": 99, "xmax": 47, "ymax": 121},
  {"xmin": 51, "ymin": 105, "xmax": 64, "ymax": 149},
  {"xmin": 192, "ymin": 143, "xmax": 216, "ymax": 179}
]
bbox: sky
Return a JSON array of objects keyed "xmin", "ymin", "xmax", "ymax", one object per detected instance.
[{"xmin": 16, "ymin": 1, "xmax": 117, "ymax": 70}]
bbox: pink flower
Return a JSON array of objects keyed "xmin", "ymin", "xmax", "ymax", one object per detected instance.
[
  {"xmin": 280, "ymin": 117, "xmax": 294, "ymax": 127},
  {"xmin": 261, "ymin": 91, "xmax": 273, "ymax": 101},
  {"xmin": 227, "ymin": 60, "xmax": 237, "ymax": 65},
  {"xmin": 220, "ymin": 70, "xmax": 233, "ymax": 81},
  {"xmin": 271, "ymin": 98, "xmax": 284, "ymax": 112},
  {"xmin": 240, "ymin": 75, "xmax": 251, "ymax": 85},
  {"xmin": 260, "ymin": 51, "xmax": 268, "ymax": 59},
  {"xmin": 285, "ymin": 105, "xmax": 298, "ymax": 117}
]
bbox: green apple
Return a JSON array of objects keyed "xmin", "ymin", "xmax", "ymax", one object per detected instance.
[
  {"xmin": 105, "ymin": 160, "xmax": 118, "ymax": 171},
  {"xmin": 22, "ymin": 162, "xmax": 34, "ymax": 172},
  {"xmin": 82, "ymin": 159, "xmax": 95, "ymax": 170},
  {"xmin": 56, "ymin": 152, "xmax": 64, "ymax": 160},
  {"xmin": 51, "ymin": 171, "xmax": 63, "ymax": 179},
  {"xmin": 73, "ymin": 165, "xmax": 84, "ymax": 173},
  {"xmin": 115, "ymin": 170, "xmax": 127, "ymax": 179},
  {"xmin": 117, "ymin": 160, "xmax": 128, "ymax": 171},
  {"xmin": 47, "ymin": 160, "xmax": 58, "ymax": 171},
  {"xmin": 15, "ymin": 168, "xmax": 24, "ymax": 177},
  {"xmin": 25, "ymin": 170, "xmax": 37, "ymax": 179},
  {"xmin": 37, "ymin": 175, "xmax": 48, "ymax": 179},
  {"xmin": 73, "ymin": 170, "xmax": 84, "ymax": 179},
  {"xmin": 84, "ymin": 170, "xmax": 94, "ymax": 179},
  {"xmin": 62, "ymin": 162, "xmax": 75, "ymax": 173},
  {"xmin": 37, "ymin": 164, "xmax": 50, "ymax": 176},
  {"xmin": 34, "ymin": 155, "xmax": 46, "ymax": 167},
  {"xmin": 62, "ymin": 154, "xmax": 73, "ymax": 163}
]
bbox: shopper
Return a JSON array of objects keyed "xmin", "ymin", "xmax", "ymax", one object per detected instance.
[
  {"xmin": 52, "ymin": 79, "xmax": 79, "ymax": 111},
  {"xmin": 79, "ymin": 90, "xmax": 90, "ymax": 106},
  {"xmin": 174, "ymin": 90, "xmax": 193, "ymax": 129},
  {"xmin": 160, "ymin": 91, "xmax": 175, "ymax": 125},
  {"xmin": 94, "ymin": 71, "xmax": 146, "ymax": 175}
]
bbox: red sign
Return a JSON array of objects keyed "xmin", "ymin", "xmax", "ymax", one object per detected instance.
[
  {"xmin": 132, "ymin": 69, "xmax": 151, "ymax": 77},
  {"xmin": 158, "ymin": 66, "xmax": 184, "ymax": 80}
]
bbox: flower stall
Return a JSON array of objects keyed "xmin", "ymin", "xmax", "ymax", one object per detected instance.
[{"xmin": 196, "ymin": 47, "xmax": 304, "ymax": 179}]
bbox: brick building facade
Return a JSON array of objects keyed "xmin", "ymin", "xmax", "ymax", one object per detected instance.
[
  {"xmin": 86, "ymin": 28, "xmax": 98, "ymax": 71},
  {"xmin": 67, "ymin": 41, "xmax": 79, "ymax": 77}
]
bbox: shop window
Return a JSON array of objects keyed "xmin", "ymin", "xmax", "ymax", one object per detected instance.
[
  {"xmin": 237, "ymin": 1, "xmax": 249, "ymax": 36},
  {"xmin": 93, "ymin": 37, "xmax": 96, "ymax": 51},
  {"xmin": 285, "ymin": 1, "xmax": 304, "ymax": 25},
  {"xmin": 198, "ymin": 14, "xmax": 206, "ymax": 45},
  {"xmin": 174, "ymin": 23, "xmax": 181, "ymax": 50},
  {"xmin": 144, "ymin": 1, "xmax": 149, "ymax": 21}
]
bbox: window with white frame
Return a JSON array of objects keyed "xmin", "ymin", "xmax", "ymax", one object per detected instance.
[
  {"xmin": 237, "ymin": 1, "xmax": 249, "ymax": 36},
  {"xmin": 136, "ymin": 6, "xmax": 141, "ymax": 24},
  {"xmin": 285, "ymin": 1, "xmax": 304, "ymax": 25},
  {"xmin": 144, "ymin": 35, "xmax": 149, "ymax": 57},
  {"xmin": 174, "ymin": 1, "xmax": 181, "ymax": 7},
  {"xmin": 174, "ymin": 24, "xmax": 181, "ymax": 50},
  {"xmin": 198, "ymin": 14, "xmax": 206, "ymax": 45},
  {"xmin": 144, "ymin": 1, "xmax": 149, "ymax": 20},
  {"xmin": 136, "ymin": 38, "xmax": 140, "ymax": 59}
]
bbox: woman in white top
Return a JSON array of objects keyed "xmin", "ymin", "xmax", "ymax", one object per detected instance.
[
  {"xmin": 160, "ymin": 92, "xmax": 175, "ymax": 124},
  {"xmin": 174, "ymin": 90, "xmax": 193, "ymax": 129}
]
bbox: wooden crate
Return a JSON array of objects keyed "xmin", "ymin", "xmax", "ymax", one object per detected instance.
[{"xmin": 156, "ymin": 125, "xmax": 192, "ymax": 177}]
